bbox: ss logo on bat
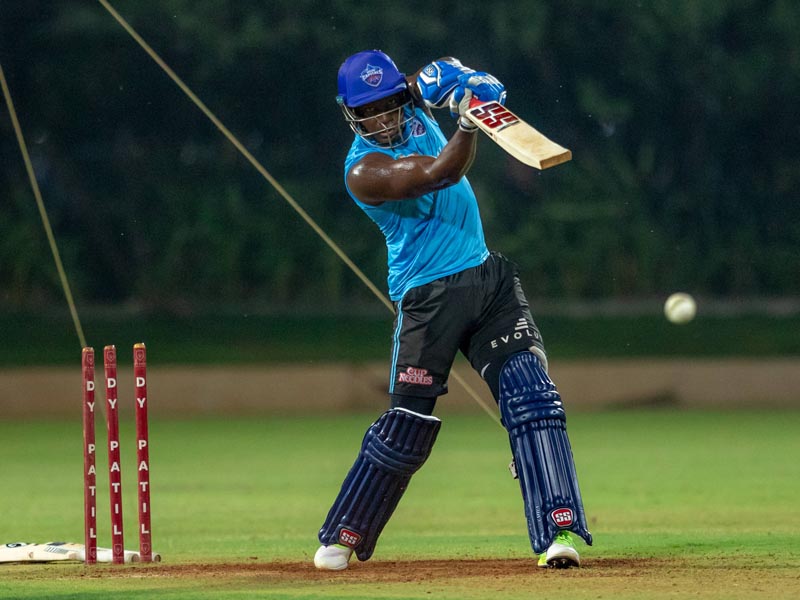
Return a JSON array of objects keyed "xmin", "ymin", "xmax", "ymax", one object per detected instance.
[{"xmin": 468, "ymin": 102, "xmax": 519, "ymax": 130}]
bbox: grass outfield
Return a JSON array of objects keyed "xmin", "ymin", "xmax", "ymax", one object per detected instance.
[{"xmin": 1, "ymin": 410, "xmax": 799, "ymax": 598}]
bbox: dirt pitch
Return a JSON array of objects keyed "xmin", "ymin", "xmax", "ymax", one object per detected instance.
[{"xmin": 45, "ymin": 557, "xmax": 797, "ymax": 599}]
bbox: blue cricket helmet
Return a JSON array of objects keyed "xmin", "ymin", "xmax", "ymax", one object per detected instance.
[{"xmin": 337, "ymin": 50, "xmax": 408, "ymax": 108}]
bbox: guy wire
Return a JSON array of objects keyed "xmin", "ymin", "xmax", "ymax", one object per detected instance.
[
  {"xmin": 96, "ymin": 0, "xmax": 501, "ymax": 427},
  {"xmin": 0, "ymin": 62, "xmax": 87, "ymax": 349}
]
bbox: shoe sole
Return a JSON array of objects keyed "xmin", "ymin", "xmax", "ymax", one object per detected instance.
[
  {"xmin": 543, "ymin": 540, "xmax": 580, "ymax": 569},
  {"xmin": 547, "ymin": 556, "xmax": 579, "ymax": 569},
  {"xmin": 315, "ymin": 560, "xmax": 349, "ymax": 571}
]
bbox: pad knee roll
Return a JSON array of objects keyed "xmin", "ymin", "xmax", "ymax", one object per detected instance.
[
  {"xmin": 318, "ymin": 408, "xmax": 441, "ymax": 561},
  {"xmin": 499, "ymin": 351, "xmax": 592, "ymax": 553}
]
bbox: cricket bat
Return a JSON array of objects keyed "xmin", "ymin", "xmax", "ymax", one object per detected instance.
[
  {"xmin": 465, "ymin": 98, "xmax": 572, "ymax": 170},
  {"xmin": 0, "ymin": 542, "xmax": 161, "ymax": 563}
]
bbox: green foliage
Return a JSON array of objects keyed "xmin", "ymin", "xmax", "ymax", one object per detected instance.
[
  {"xmin": 2, "ymin": 1, "xmax": 799, "ymax": 310},
  {"xmin": 1, "ymin": 311, "xmax": 799, "ymax": 366}
]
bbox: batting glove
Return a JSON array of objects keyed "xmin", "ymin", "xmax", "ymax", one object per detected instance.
[
  {"xmin": 451, "ymin": 72, "xmax": 507, "ymax": 114},
  {"xmin": 416, "ymin": 58, "xmax": 475, "ymax": 108}
]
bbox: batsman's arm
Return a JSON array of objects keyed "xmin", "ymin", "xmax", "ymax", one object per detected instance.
[{"xmin": 347, "ymin": 130, "xmax": 477, "ymax": 206}]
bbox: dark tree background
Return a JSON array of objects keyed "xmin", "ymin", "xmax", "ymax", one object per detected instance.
[{"xmin": 2, "ymin": 1, "xmax": 798, "ymax": 312}]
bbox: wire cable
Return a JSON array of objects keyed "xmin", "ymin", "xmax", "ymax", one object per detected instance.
[{"xmin": 0, "ymin": 62, "xmax": 87, "ymax": 349}]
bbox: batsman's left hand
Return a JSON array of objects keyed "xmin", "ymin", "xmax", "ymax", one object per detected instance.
[{"xmin": 416, "ymin": 58, "xmax": 475, "ymax": 108}]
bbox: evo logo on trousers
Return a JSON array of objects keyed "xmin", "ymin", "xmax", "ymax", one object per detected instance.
[{"xmin": 489, "ymin": 318, "xmax": 538, "ymax": 349}]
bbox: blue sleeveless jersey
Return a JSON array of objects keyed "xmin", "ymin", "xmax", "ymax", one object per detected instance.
[{"xmin": 344, "ymin": 108, "xmax": 489, "ymax": 301}]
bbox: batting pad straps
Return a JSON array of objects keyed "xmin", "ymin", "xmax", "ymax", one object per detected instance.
[
  {"xmin": 499, "ymin": 351, "xmax": 593, "ymax": 554},
  {"xmin": 318, "ymin": 408, "xmax": 441, "ymax": 561}
]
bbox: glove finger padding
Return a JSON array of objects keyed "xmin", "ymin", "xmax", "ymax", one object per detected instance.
[{"xmin": 458, "ymin": 72, "xmax": 507, "ymax": 105}]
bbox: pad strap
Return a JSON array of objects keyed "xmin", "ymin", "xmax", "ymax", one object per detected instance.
[
  {"xmin": 499, "ymin": 351, "xmax": 592, "ymax": 553},
  {"xmin": 318, "ymin": 408, "xmax": 441, "ymax": 561}
]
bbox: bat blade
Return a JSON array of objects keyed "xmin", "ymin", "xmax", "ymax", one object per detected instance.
[
  {"xmin": 465, "ymin": 100, "xmax": 571, "ymax": 170},
  {"xmin": 0, "ymin": 542, "xmax": 161, "ymax": 563}
]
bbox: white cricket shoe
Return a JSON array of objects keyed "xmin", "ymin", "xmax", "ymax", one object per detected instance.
[
  {"xmin": 314, "ymin": 544, "xmax": 353, "ymax": 570},
  {"xmin": 537, "ymin": 531, "xmax": 580, "ymax": 569}
]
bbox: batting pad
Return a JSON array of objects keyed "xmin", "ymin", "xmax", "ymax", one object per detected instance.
[
  {"xmin": 499, "ymin": 351, "xmax": 592, "ymax": 554},
  {"xmin": 318, "ymin": 408, "xmax": 441, "ymax": 561}
]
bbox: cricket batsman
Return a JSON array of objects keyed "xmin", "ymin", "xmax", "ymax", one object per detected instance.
[{"xmin": 314, "ymin": 49, "xmax": 592, "ymax": 571}]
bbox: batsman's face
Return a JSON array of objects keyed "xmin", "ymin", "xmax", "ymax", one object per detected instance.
[{"xmin": 353, "ymin": 92, "xmax": 407, "ymax": 144}]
